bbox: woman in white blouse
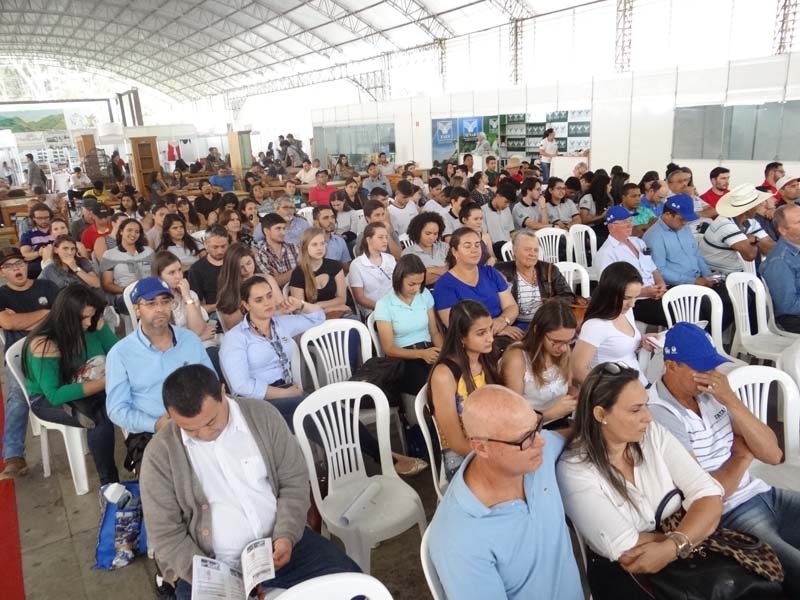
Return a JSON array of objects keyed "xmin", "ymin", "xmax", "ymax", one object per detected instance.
[
  {"xmin": 501, "ymin": 300, "xmax": 578, "ymax": 427},
  {"xmin": 347, "ymin": 222, "xmax": 396, "ymax": 314},
  {"xmin": 557, "ymin": 362, "xmax": 723, "ymax": 600},
  {"xmin": 572, "ymin": 262, "xmax": 654, "ymax": 386}
]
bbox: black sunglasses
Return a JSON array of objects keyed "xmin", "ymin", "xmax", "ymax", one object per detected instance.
[{"xmin": 472, "ymin": 409, "xmax": 544, "ymax": 451}]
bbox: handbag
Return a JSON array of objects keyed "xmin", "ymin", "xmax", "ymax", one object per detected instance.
[{"xmin": 632, "ymin": 489, "xmax": 784, "ymax": 600}]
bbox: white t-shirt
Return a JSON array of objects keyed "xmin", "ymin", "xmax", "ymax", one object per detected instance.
[
  {"xmin": 538, "ymin": 139, "xmax": 559, "ymax": 164},
  {"xmin": 388, "ymin": 200, "xmax": 419, "ymax": 236},
  {"xmin": 700, "ymin": 216, "xmax": 766, "ymax": 274},
  {"xmin": 578, "ymin": 309, "xmax": 647, "ymax": 384},
  {"xmin": 557, "ymin": 421, "xmax": 724, "ymax": 560},
  {"xmin": 347, "ymin": 253, "xmax": 396, "ymax": 312},
  {"xmin": 596, "ymin": 236, "xmax": 658, "ymax": 288},
  {"xmin": 295, "ymin": 167, "xmax": 318, "ymax": 185}
]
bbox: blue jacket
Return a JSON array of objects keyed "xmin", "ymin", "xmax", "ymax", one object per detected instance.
[
  {"xmin": 643, "ymin": 218, "xmax": 710, "ymax": 285},
  {"xmin": 760, "ymin": 237, "xmax": 800, "ymax": 317}
]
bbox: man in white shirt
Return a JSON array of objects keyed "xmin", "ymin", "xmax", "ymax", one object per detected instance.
[
  {"xmin": 480, "ymin": 184, "xmax": 515, "ymax": 256},
  {"xmin": 387, "ymin": 179, "xmax": 419, "ymax": 237},
  {"xmin": 537, "ymin": 129, "xmax": 558, "ymax": 183},
  {"xmin": 649, "ymin": 323, "xmax": 799, "ymax": 596},
  {"xmin": 376, "ymin": 152, "xmax": 395, "ymax": 176},
  {"xmin": 141, "ymin": 364, "xmax": 359, "ymax": 597},
  {"xmin": 700, "ymin": 183, "xmax": 774, "ymax": 274},
  {"xmin": 596, "ymin": 206, "xmax": 668, "ymax": 326},
  {"xmin": 295, "ymin": 159, "xmax": 317, "ymax": 185}
]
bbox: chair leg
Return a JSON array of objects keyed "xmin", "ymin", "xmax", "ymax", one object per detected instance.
[
  {"xmin": 30, "ymin": 417, "xmax": 41, "ymax": 437},
  {"xmin": 63, "ymin": 429, "xmax": 90, "ymax": 495},
  {"xmin": 393, "ymin": 411, "xmax": 407, "ymax": 455},
  {"xmin": 81, "ymin": 429, "xmax": 89, "ymax": 455},
  {"xmin": 40, "ymin": 427, "xmax": 51, "ymax": 478},
  {"xmin": 338, "ymin": 530, "xmax": 372, "ymax": 575}
]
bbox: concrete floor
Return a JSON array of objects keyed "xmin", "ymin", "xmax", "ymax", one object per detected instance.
[{"xmin": 13, "ymin": 420, "xmax": 441, "ymax": 600}]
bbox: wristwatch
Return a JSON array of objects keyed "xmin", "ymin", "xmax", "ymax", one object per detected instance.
[
  {"xmin": 185, "ymin": 298, "xmax": 195, "ymax": 305},
  {"xmin": 666, "ymin": 531, "xmax": 693, "ymax": 559}
]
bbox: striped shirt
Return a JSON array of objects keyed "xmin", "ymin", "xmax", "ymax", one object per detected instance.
[
  {"xmin": 700, "ymin": 216, "xmax": 766, "ymax": 274},
  {"xmin": 649, "ymin": 379, "xmax": 769, "ymax": 513}
]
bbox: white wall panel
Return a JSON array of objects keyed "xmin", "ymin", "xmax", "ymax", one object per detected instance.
[
  {"xmin": 675, "ymin": 65, "xmax": 727, "ymax": 107},
  {"xmin": 450, "ymin": 92, "xmax": 475, "ymax": 116},
  {"xmin": 628, "ymin": 70, "xmax": 676, "ymax": 180},
  {"xmin": 590, "ymin": 75, "xmax": 632, "ymax": 172},
  {"xmin": 727, "ymin": 56, "xmax": 789, "ymax": 104},
  {"xmin": 411, "ymin": 96, "xmax": 433, "ymax": 167}
]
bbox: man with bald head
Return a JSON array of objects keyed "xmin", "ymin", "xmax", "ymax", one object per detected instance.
[{"xmin": 427, "ymin": 386, "xmax": 582, "ymax": 600}]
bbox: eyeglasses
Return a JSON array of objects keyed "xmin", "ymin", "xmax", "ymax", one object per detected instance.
[
  {"xmin": 471, "ymin": 410, "xmax": 544, "ymax": 451},
  {"xmin": 545, "ymin": 333, "xmax": 577, "ymax": 349},
  {"xmin": 1, "ymin": 260, "xmax": 26, "ymax": 271}
]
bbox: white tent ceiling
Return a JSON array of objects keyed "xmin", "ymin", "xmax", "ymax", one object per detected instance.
[{"xmin": 0, "ymin": 0, "xmax": 592, "ymax": 100}]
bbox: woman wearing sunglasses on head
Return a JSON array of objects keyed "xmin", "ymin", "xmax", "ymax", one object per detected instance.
[{"xmin": 556, "ymin": 362, "xmax": 724, "ymax": 600}]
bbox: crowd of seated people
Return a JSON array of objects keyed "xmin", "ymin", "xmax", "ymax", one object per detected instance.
[{"xmin": 3, "ymin": 151, "xmax": 800, "ymax": 600}]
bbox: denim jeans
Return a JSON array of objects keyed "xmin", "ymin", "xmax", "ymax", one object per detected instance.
[
  {"xmin": 173, "ymin": 528, "xmax": 360, "ymax": 599},
  {"xmin": 540, "ymin": 161, "xmax": 551, "ymax": 184},
  {"xmin": 3, "ymin": 364, "xmax": 29, "ymax": 460},
  {"xmin": 720, "ymin": 488, "xmax": 800, "ymax": 596}
]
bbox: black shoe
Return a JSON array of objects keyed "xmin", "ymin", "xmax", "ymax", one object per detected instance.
[{"xmin": 154, "ymin": 573, "xmax": 176, "ymax": 599}]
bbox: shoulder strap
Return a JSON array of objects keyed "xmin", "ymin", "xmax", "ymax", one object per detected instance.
[{"xmin": 655, "ymin": 488, "xmax": 685, "ymax": 528}]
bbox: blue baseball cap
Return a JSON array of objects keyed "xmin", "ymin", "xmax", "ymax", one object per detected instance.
[
  {"xmin": 605, "ymin": 205, "xmax": 635, "ymax": 225},
  {"xmin": 664, "ymin": 193, "xmax": 699, "ymax": 221},
  {"xmin": 663, "ymin": 322, "xmax": 731, "ymax": 372},
  {"xmin": 130, "ymin": 277, "xmax": 173, "ymax": 304}
]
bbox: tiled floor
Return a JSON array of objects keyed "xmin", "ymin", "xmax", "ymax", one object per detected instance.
[{"xmin": 13, "ymin": 419, "xmax": 439, "ymax": 599}]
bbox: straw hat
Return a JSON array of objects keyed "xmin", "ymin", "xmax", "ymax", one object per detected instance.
[{"xmin": 716, "ymin": 183, "xmax": 773, "ymax": 217}]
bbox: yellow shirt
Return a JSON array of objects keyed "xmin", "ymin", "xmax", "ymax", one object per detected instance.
[{"xmin": 437, "ymin": 369, "xmax": 487, "ymax": 449}]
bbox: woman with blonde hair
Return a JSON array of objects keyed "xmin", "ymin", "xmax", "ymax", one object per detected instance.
[{"xmin": 288, "ymin": 227, "xmax": 350, "ymax": 318}]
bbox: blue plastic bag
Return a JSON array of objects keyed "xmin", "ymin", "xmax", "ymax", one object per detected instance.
[{"xmin": 94, "ymin": 481, "xmax": 148, "ymax": 570}]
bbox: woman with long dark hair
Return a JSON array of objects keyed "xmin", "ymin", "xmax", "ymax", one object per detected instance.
[
  {"xmin": 544, "ymin": 177, "xmax": 579, "ymax": 229},
  {"xmin": 219, "ymin": 208, "xmax": 256, "ymax": 248},
  {"xmin": 157, "ymin": 213, "xmax": 203, "ymax": 268},
  {"xmin": 176, "ymin": 196, "xmax": 205, "ymax": 233},
  {"xmin": 610, "ymin": 171, "xmax": 630, "ymax": 205},
  {"xmin": 100, "ymin": 218, "xmax": 153, "ymax": 313},
  {"xmin": 501, "ymin": 300, "xmax": 577, "ymax": 426},
  {"xmin": 402, "ymin": 212, "xmax": 448, "ymax": 285},
  {"xmin": 22, "ymin": 285, "xmax": 119, "ymax": 484},
  {"xmin": 557, "ymin": 363, "xmax": 723, "ymax": 600},
  {"xmin": 579, "ymin": 172, "xmax": 612, "ymax": 225},
  {"xmin": 347, "ymin": 222, "xmax": 396, "ymax": 314},
  {"xmin": 343, "ymin": 177, "xmax": 365, "ymax": 210},
  {"xmin": 330, "ymin": 190, "xmax": 357, "ymax": 241},
  {"xmin": 468, "ymin": 171, "xmax": 494, "ymax": 206},
  {"xmin": 428, "ymin": 299, "xmax": 501, "ymax": 480},
  {"xmin": 572, "ymin": 262, "xmax": 653, "ymax": 385},
  {"xmin": 40, "ymin": 235, "xmax": 100, "ymax": 290}
]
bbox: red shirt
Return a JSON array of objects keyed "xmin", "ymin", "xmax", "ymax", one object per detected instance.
[
  {"xmin": 511, "ymin": 172, "xmax": 524, "ymax": 183},
  {"xmin": 761, "ymin": 179, "xmax": 778, "ymax": 194},
  {"xmin": 80, "ymin": 224, "xmax": 111, "ymax": 251},
  {"xmin": 699, "ymin": 188, "xmax": 725, "ymax": 207},
  {"xmin": 308, "ymin": 185, "xmax": 336, "ymax": 207}
]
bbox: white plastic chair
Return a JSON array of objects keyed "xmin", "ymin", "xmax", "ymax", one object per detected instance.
[
  {"xmin": 365, "ymin": 311, "xmax": 384, "ymax": 358},
  {"xmin": 661, "ymin": 284, "xmax": 744, "ymax": 372},
  {"xmin": 190, "ymin": 229, "xmax": 206, "ymax": 243},
  {"xmin": 1, "ymin": 328, "xmax": 39, "ymax": 437},
  {"xmin": 726, "ymin": 273, "xmax": 794, "ymax": 363},
  {"xmin": 738, "ymin": 254, "xmax": 757, "ymax": 275},
  {"xmin": 535, "ymin": 227, "xmax": 571, "ymax": 264},
  {"xmin": 500, "ymin": 240, "xmax": 514, "ymax": 262},
  {"xmin": 122, "ymin": 281, "xmax": 138, "ymax": 330},
  {"xmin": 5, "ymin": 339, "xmax": 90, "ymax": 495},
  {"xmin": 727, "ymin": 366, "xmax": 800, "ymax": 490},
  {"xmin": 554, "ymin": 261, "xmax": 590, "ymax": 298},
  {"xmin": 277, "ymin": 573, "xmax": 393, "ymax": 600},
  {"xmin": 420, "ymin": 526, "xmax": 446, "ymax": 600},
  {"xmin": 300, "ymin": 319, "xmax": 405, "ymax": 453},
  {"xmin": 414, "ymin": 384, "xmax": 448, "ymax": 502},
  {"xmin": 568, "ymin": 223, "xmax": 598, "ymax": 279},
  {"xmin": 398, "ymin": 233, "xmax": 412, "ymax": 249},
  {"xmin": 293, "ymin": 382, "xmax": 427, "ymax": 574},
  {"xmin": 298, "ymin": 206, "xmax": 314, "ymax": 225},
  {"xmin": 761, "ymin": 276, "xmax": 800, "ymax": 339}
]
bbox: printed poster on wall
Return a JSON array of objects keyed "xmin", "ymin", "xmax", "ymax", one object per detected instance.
[
  {"xmin": 431, "ymin": 118, "xmax": 458, "ymax": 162},
  {"xmin": 457, "ymin": 116, "xmax": 481, "ymax": 153}
]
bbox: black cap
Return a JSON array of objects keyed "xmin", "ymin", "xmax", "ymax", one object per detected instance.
[
  {"xmin": 0, "ymin": 247, "xmax": 24, "ymax": 267},
  {"xmin": 92, "ymin": 204, "xmax": 113, "ymax": 219}
]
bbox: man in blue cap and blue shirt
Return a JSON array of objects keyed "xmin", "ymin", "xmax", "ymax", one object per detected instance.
[
  {"xmin": 596, "ymin": 205, "xmax": 669, "ymax": 326},
  {"xmin": 106, "ymin": 276, "xmax": 213, "ymax": 474},
  {"xmin": 650, "ymin": 322, "xmax": 800, "ymax": 596},
  {"xmin": 643, "ymin": 194, "xmax": 735, "ymax": 330}
]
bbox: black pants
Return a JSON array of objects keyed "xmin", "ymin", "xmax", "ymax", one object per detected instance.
[
  {"xmin": 632, "ymin": 298, "xmax": 669, "ymax": 328},
  {"xmin": 776, "ymin": 314, "xmax": 800, "ymax": 333},
  {"xmin": 587, "ymin": 549, "xmax": 652, "ymax": 600},
  {"xmin": 400, "ymin": 343, "xmax": 434, "ymax": 397},
  {"xmin": 30, "ymin": 393, "xmax": 119, "ymax": 485}
]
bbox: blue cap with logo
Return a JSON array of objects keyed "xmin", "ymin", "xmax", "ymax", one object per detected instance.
[
  {"xmin": 130, "ymin": 277, "xmax": 174, "ymax": 304},
  {"xmin": 664, "ymin": 193, "xmax": 699, "ymax": 222},
  {"xmin": 605, "ymin": 205, "xmax": 635, "ymax": 225},
  {"xmin": 663, "ymin": 322, "xmax": 730, "ymax": 372}
]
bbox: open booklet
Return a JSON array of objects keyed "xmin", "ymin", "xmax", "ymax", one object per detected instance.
[{"xmin": 191, "ymin": 538, "xmax": 275, "ymax": 600}]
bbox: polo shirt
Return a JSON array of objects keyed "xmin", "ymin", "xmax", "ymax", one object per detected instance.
[
  {"xmin": 374, "ymin": 288, "xmax": 434, "ymax": 347},
  {"xmin": 481, "ymin": 203, "xmax": 514, "ymax": 243},
  {"xmin": 546, "ymin": 199, "xmax": 578, "ymax": 225},
  {"xmin": 700, "ymin": 216, "xmax": 766, "ymax": 274},
  {"xmin": 209, "ymin": 174, "xmax": 235, "ymax": 192},
  {"xmin": 388, "ymin": 200, "xmax": 419, "ymax": 236},
  {"xmin": 433, "ymin": 265, "xmax": 508, "ymax": 318},
  {"xmin": 700, "ymin": 188, "xmax": 725, "ymax": 207},
  {"xmin": 759, "ymin": 237, "xmax": 800, "ymax": 317},
  {"xmin": 325, "ymin": 233, "xmax": 351, "ymax": 264},
  {"xmin": 308, "ymin": 185, "xmax": 336, "ymax": 207},
  {"xmin": 512, "ymin": 199, "xmax": 545, "ymax": 229},
  {"xmin": 362, "ymin": 175, "xmax": 392, "ymax": 195},
  {"xmin": 643, "ymin": 218, "xmax": 710, "ymax": 285},
  {"xmin": 347, "ymin": 253, "xmax": 396, "ymax": 309},
  {"xmin": 105, "ymin": 325, "xmax": 214, "ymax": 434},
  {"xmin": 401, "ymin": 241, "xmax": 448, "ymax": 268},
  {"xmin": 422, "ymin": 199, "xmax": 450, "ymax": 220},
  {"xmin": 295, "ymin": 167, "xmax": 318, "ymax": 185},
  {"xmin": 649, "ymin": 379, "xmax": 770, "ymax": 514},
  {"xmin": 596, "ymin": 236, "xmax": 658, "ymax": 287},
  {"xmin": 428, "ymin": 435, "xmax": 583, "ymax": 600},
  {"xmin": 639, "ymin": 195, "xmax": 664, "ymax": 217}
]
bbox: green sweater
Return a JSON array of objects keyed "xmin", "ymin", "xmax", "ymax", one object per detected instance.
[{"xmin": 24, "ymin": 324, "xmax": 118, "ymax": 406}]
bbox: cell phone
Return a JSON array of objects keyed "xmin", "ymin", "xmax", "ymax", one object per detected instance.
[{"xmin": 272, "ymin": 379, "xmax": 293, "ymax": 389}]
